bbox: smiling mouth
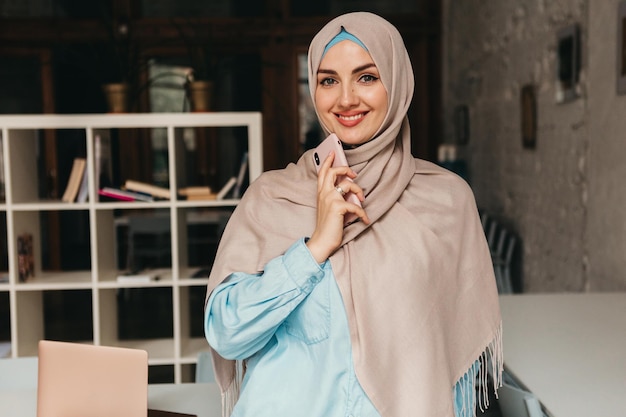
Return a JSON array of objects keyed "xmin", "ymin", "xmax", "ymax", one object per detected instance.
[{"xmin": 336, "ymin": 112, "xmax": 366, "ymax": 121}]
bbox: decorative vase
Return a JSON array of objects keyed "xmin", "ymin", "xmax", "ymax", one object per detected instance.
[
  {"xmin": 102, "ymin": 82, "xmax": 130, "ymax": 113},
  {"xmin": 186, "ymin": 80, "xmax": 213, "ymax": 112}
]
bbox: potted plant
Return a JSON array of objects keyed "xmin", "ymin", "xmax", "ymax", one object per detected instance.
[{"xmin": 99, "ymin": 22, "xmax": 149, "ymax": 113}]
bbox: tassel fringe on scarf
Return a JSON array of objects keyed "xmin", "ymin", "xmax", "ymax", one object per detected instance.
[{"xmin": 457, "ymin": 322, "xmax": 504, "ymax": 417}]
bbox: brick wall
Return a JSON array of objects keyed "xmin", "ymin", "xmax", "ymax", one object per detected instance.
[{"xmin": 442, "ymin": 0, "xmax": 626, "ymax": 291}]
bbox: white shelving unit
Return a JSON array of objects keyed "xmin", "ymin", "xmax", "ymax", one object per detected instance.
[{"xmin": 0, "ymin": 112, "xmax": 263, "ymax": 383}]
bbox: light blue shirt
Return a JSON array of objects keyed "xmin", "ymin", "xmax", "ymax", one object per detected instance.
[{"xmin": 206, "ymin": 238, "xmax": 477, "ymax": 417}]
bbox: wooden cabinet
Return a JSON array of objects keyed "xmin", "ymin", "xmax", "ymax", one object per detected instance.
[{"xmin": 0, "ymin": 112, "xmax": 262, "ymax": 383}]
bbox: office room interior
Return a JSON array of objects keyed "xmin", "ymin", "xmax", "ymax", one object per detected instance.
[{"xmin": 1, "ymin": 1, "xmax": 625, "ymax": 417}]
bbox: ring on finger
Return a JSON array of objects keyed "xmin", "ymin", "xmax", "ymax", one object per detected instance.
[{"xmin": 335, "ymin": 186, "xmax": 346, "ymax": 196}]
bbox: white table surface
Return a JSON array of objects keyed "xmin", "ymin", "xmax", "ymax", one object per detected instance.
[
  {"xmin": 499, "ymin": 292, "xmax": 626, "ymax": 417},
  {"xmin": 0, "ymin": 383, "xmax": 221, "ymax": 417}
]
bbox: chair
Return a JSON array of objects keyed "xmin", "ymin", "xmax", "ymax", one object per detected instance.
[
  {"xmin": 493, "ymin": 232, "xmax": 518, "ymax": 294},
  {"xmin": 195, "ymin": 351, "xmax": 215, "ymax": 383},
  {"xmin": 498, "ymin": 370, "xmax": 546, "ymax": 417},
  {"xmin": 480, "ymin": 212, "xmax": 498, "ymax": 252},
  {"xmin": 492, "ymin": 228, "xmax": 509, "ymax": 293},
  {"xmin": 0, "ymin": 356, "xmax": 38, "ymax": 389}
]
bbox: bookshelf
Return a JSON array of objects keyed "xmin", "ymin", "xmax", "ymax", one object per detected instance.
[{"xmin": 0, "ymin": 112, "xmax": 263, "ymax": 383}]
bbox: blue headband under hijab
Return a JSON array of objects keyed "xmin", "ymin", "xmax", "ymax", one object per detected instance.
[{"xmin": 322, "ymin": 27, "xmax": 368, "ymax": 57}]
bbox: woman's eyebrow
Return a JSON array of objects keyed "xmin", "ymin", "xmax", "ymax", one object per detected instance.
[
  {"xmin": 317, "ymin": 63, "xmax": 377, "ymax": 75},
  {"xmin": 351, "ymin": 63, "xmax": 376, "ymax": 74},
  {"xmin": 317, "ymin": 68, "xmax": 337, "ymax": 75}
]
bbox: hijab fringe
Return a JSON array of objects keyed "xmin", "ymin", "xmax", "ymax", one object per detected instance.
[
  {"xmin": 221, "ymin": 361, "xmax": 243, "ymax": 417},
  {"xmin": 458, "ymin": 321, "xmax": 503, "ymax": 417}
]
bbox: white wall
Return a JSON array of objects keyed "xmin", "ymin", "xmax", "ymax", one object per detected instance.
[{"xmin": 443, "ymin": 0, "xmax": 626, "ymax": 292}]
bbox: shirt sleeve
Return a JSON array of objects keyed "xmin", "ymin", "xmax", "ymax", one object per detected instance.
[{"xmin": 205, "ymin": 238, "xmax": 327, "ymax": 360}]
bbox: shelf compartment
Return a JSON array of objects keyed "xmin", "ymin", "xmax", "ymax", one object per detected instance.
[
  {"xmin": 180, "ymin": 337, "xmax": 211, "ymax": 362},
  {"xmin": 14, "ymin": 289, "xmax": 93, "ymax": 356},
  {"xmin": 14, "ymin": 291, "xmax": 43, "ymax": 356},
  {"xmin": 124, "ymin": 287, "xmax": 175, "ymax": 347},
  {"xmin": 110, "ymin": 208, "xmax": 173, "ymax": 273},
  {"xmin": 148, "ymin": 364, "xmax": 175, "ymax": 384},
  {"xmin": 6, "ymin": 127, "xmax": 87, "ymax": 205},
  {"xmin": 12, "ymin": 210, "xmax": 92, "ymax": 285},
  {"xmin": 175, "ymin": 207, "xmax": 232, "ymax": 276},
  {"xmin": 0, "ymin": 291, "xmax": 10, "ymax": 357},
  {"xmin": 181, "ymin": 363, "xmax": 196, "ymax": 383},
  {"xmin": 179, "ymin": 284, "xmax": 209, "ymax": 361},
  {"xmin": 173, "ymin": 125, "xmax": 249, "ymax": 195},
  {"xmin": 43, "ymin": 289, "xmax": 93, "ymax": 341},
  {"xmin": 0, "ymin": 210, "xmax": 7, "ymax": 283},
  {"xmin": 106, "ymin": 126, "xmax": 172, "ymax": 202}
]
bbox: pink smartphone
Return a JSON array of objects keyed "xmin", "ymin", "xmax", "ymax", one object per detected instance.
[{"xmin": 313, "ymin": 133, "xmax": 362, "ymax": 225}]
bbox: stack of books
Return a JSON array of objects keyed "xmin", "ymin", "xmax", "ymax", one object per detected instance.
[
  {"xmin": 124, "ymin": 180, "xmax": 171, "ymax": 200},
  {"xmin": 98, "ymin": 180, "xmax": 170, "ymax": 202}
]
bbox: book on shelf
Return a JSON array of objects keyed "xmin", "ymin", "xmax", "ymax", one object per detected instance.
[
  {"xmin": 62, "ymin": 157, "xmax": 86, "ymax": 203},
  {"xmin": 179, "ymin": 186, "xmax": 216, "ymax": 201},
  {"xmin": 95, "ymin": 134, "xmax": 113, "ymax": 191},
  {"xmin": 76, "ymin": 167, "xmax": 89, "ymax": 203},
  {"xmin": 98, "ymin": 187, "xmax": 154, "ymax": 202},
  {"xmin": 116, "ymin": 269, "xmax": 165, "ymax": 283},
  {"xmin": 124, "ymin": 179, "xmax": 171, "ymax": 200},
  {"xmin": 216, "ymin": 176, "xmax": 237, "ymax": 200},
  {"xmin": 232, "ymin": 151, "xmax": 249, "ymax": 198},
  {"xmin": 185, "ymin": 193, "xmax": 217, "ymax": 201},
  {"xmin": 178, "ymin": 186, "xmax": 212, "ymax": 196}
]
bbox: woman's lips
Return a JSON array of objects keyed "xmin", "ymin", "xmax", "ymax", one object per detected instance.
[{"xmin": 336, "ymin": 112, "xmax": 367, "ymax": 127}]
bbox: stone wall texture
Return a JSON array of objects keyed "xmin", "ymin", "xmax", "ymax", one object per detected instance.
[{"xmin": 443, "ymin": 0, "xmax": 626, "ymax": 292}]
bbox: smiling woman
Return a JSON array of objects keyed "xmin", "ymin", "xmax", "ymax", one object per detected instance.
[{"xmin": 204, "ymin": 12, "xmax": 502, "ymax": 417}]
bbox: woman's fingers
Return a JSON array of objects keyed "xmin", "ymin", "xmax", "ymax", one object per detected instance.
[
  {"xmin": 306, "ymin": 150, "xmax": 369, "ymax": 262},
  {"xmin": 334, "ymin": 182, "xmax": 370, "ymax": 225},
  {"xmin": 317, "ymin": 151, "xmax": 357, "ymax": 190}
]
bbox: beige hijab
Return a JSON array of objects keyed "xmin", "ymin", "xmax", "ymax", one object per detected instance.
[{"xmin": 206, "ymin": 12, "xmax": 502, "ymax": 416}]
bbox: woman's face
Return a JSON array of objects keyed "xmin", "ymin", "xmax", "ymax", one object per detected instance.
[{"xmin": 314, "ymin": 40, "xmax": 388, "ymax": 146}]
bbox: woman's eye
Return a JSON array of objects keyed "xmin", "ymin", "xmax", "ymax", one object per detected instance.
[
  {"xmin": 360, "ymin": 74, "xmax": 379, "ymax": 83},
  {"xmin": 319, "ymin": 77, "xmax": 337, "ymax": 86}
]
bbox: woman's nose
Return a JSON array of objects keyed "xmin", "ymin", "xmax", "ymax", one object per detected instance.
[{"xmin": 339, "ymin": 85, "xmax": 359, "ymax": 107}]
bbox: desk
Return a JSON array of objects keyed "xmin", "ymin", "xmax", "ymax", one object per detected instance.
[
  {"xmin": 500, "ymin": 293, "xmax": 626, "ymax": 417},
  {"xmin": 0, "ymin": 383, "xmax": 221, "ymax": 417}
]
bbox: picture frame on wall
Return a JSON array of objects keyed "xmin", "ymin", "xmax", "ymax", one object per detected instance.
[
  {"xmin": 617, "ymin": 1, "xmax": 626, "ymax": 94},
  {"xmin": 556, "ymin": 24, "xmax": 581, "ymax": 103}
]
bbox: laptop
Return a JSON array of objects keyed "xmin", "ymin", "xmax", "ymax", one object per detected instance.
[{"xmin": 37, "ymin": 340, "xmax": 148, "ymax": 417}]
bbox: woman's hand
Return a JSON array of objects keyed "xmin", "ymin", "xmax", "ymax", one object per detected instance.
[{"xmin": 306, "ymin": 151, "xmax": 369, "ymax": 263}]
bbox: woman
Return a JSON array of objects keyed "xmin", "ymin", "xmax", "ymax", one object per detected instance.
[{"xmin": 204, "ymin": 12, "xmax": 502, "ymax": 417}]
